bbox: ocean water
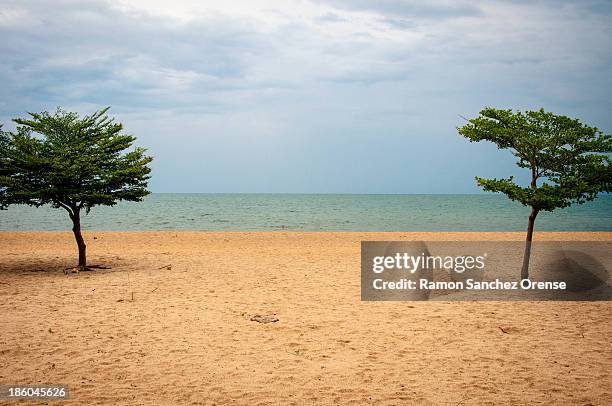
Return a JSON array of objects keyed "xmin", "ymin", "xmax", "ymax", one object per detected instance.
[{"xmin": 0, "ymin": 193, "xmax": 610, "ymax": 232}]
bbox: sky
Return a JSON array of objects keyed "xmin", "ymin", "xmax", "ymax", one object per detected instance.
[{"xmin": 0, "ymin": 0, "xmax": 610, "ymax": 193}]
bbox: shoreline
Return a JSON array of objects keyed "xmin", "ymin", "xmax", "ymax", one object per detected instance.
[{"xmin": 2, "ymin": 230, "xmax": 612, "ymax": 237}]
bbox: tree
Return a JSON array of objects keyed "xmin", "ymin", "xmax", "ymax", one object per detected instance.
[
  {"xmin": 0, "ymin": 107, "xmax": 153, "ymax": 270},
  {"xmin": 458, "ymin": 107, "xmax": 611, "ymax": 279}
]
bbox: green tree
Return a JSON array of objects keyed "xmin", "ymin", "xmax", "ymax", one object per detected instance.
[
  {"xmin": 0, "ymin": 107, "xmax": 153, "ymax": 270},
  {"xmin": 458, "ymin": 107, "xmax": 611, "ymax": 279}
]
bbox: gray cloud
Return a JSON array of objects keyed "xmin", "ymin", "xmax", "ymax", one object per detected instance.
[
  {"xmin": 315, "ymin": 12, "xmax": 348, "ymax": 23},
  {"xmin": 379, "ymin": 17, "xmax": 417, "ymax": 30},
  {"xmin": 312, "ymin": 0, "xmax": 483, "ymax": 19},
  {"xmin": 0, "ymin": 0, "xmax": 273, "ymax": 115}
]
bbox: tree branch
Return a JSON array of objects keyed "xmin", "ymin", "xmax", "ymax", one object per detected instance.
[{"xmin": 54, "ymin": 199, "xmax": 74, "ymax": 219}]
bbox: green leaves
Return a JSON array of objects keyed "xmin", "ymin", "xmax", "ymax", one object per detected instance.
[
  {"xmin": 476, "ymin": 177, "xmax": 577, "ymax": 212},
  {"xmin": 458, "ymin": 107, "xmax": 611, "ymax": 212},
  {"xmin": 0, "ymin": 107, "xmax": 153, "ymax": 213}
]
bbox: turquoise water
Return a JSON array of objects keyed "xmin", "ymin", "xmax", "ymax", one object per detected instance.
[{"xmin": 0, "ymin": 193, "xmax": 610, "ymax": 231}]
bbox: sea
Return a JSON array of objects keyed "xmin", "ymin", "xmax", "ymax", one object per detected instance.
[{"xmin": 0, "ymin": 193, "xmax": 610, "ymax": 232}]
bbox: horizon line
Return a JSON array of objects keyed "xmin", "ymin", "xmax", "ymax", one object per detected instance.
[{"xmin": 146, "ymin": 192, "xmax": 494, "ymax": 195}]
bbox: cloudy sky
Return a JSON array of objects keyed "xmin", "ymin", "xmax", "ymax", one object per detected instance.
[{"xmin": 1, "ymin": 0, "xmax": 610, "ymax": 193}]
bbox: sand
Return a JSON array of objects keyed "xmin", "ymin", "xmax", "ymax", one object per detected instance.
[{"xmin": 0, "ymin": 231, "xmax": 610, "ymax": 405}]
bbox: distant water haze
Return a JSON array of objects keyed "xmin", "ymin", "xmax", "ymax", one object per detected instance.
[{"xmin": 0, "ymin": 194, "xmax": 610, "ymax": 232}]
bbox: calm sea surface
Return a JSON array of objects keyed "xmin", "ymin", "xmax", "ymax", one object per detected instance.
[{"xmin": 0, "ymin": 194, "xmax": 610, "ymax": 231}]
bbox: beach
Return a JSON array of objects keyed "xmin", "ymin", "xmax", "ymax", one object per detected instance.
[{"xmin": 0, "ymin": 231, "xmax": 611, "ymax": 405}]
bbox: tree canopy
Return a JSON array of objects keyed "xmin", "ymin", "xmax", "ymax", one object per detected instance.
[
  {"xmin": 0, "ymin": 107, "xmax": 152, "ymax": 212},
  {"xmin": 458, "ymin": 107, "xmax": 611, "ymax": 212}
]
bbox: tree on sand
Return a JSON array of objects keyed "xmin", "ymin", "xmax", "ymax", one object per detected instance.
[{"xmin": 0, "ymin": 107, "xmax": 153, "ymax": 270}]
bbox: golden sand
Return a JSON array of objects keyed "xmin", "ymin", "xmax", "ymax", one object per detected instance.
[{"xmin": 0, "ymin": 232, "xmax": 611, "ymax": 405}]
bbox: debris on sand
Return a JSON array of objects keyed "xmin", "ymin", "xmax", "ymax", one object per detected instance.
[
  {"xmin": 88, "ymin": 265, "xmax": 112, "ymax": 269},
  {"xmin": 63, "ymin": 264, "xmax": 111, "ymax": 274},
  {"xmin": 250, "ymin": 314, "xmax": 279, "ymax": 324}
]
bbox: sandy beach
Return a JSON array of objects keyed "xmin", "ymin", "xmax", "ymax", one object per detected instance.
[{"xmin": 0, "ymin": 231, "xmax": 611, "ymax": 405}]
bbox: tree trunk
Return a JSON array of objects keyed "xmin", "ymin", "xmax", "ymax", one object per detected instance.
[
  {"xmin": 71, "ymin": 208, "xmax": 87, "ymax": 268},
  {"xmin": 520, "ymin": 207, "xmax": 539, "ymax": 279}
]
